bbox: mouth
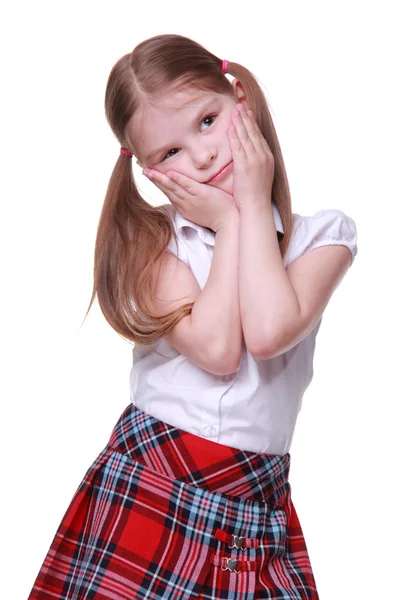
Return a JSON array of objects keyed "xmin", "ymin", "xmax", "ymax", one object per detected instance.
[{"xmin": 206, "ymin": 161, "xmax": 233, "ymax": 183}]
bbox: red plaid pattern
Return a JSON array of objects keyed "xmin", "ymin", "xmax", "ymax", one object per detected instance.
[{"xmin": 28, "ymin": 403, "xmax": 319, "ymax": 599}]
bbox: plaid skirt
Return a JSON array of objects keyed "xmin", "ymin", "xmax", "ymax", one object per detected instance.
[{"xmin": 28, "ymin": 402, "xmax": 320, "ymax": 599}]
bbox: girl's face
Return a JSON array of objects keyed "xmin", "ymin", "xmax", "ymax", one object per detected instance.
[{"xmin": 129, "ymin": 87, "xmax": 242, "ymax": 196}]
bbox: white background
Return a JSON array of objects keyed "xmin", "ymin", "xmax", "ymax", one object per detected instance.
[{"xmin": 1, "ymin": 1, "xmax": 399, "ymax": 598}]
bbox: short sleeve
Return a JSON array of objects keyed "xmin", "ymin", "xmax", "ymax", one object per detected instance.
[
  {"xmin": 284, "ymin": 209, "xmax": 358, "ymax": 268},
  {"xmin": 162, "ymin": 204, "xmax": 190, "ymax": 266},
  {"xmin": 166, "ymin": 234, "xmax": 189, "ymax": 265}
]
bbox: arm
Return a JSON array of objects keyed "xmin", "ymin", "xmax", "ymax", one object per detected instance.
[
  {"xmin": 152, "ymin": 208, "xmax": 242, "ymax": 376},
  {"xmin": 229, "ymin": 102, "xmax": 352, "ymax": 359},
  {"xmin": 239, "ymin": 201, "xmax": 352, "ymax": 359},
  {"xmin": 192, "ymin": 207, "xmax": 242, "ymax": 372},
  {"xmin": 239, "ymin": 201, "xmax": 299, "ymax": 354}
]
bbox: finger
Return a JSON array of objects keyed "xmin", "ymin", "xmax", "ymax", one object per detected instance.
[
  {"xmin": 166, "ymin": 171, "xmax": 201, "ymax": 196},
  {"xmin": 227, "ymin": 117, "xmax": 245, "ymax": 158},
  {"xmin": 246, "ymin": 109, "xmax": 272, "ymax": 155},
  {"xmin": 143, "ymin": 170, "xmax": 186, "ymax": 206},
  {"xmin": 231, "ymin": 104, "xmax": 256, "ymax": 157},
  {"xmin": 143, "ymin": 169, "xmax": 187, "ymax": 201},
  {"xmin": 240, "ymin": 108, "xmax": 266, "ymax": 154}
]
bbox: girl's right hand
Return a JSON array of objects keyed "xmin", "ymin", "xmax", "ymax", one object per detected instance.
[{"xmin": 142, "ymin": 168, "xmax": 237, "ymax": 232}]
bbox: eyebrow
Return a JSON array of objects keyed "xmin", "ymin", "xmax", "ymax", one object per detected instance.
[{"xmin": 144, "ymin": 97, "xmax": 218, "ymax": 162}]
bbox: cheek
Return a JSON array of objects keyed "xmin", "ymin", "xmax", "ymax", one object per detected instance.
[
  {"xmin": 222, "ymin": 112, "xmax": 234, "ymax": 135},
  {"xmin": 157, "ymin": 156, "xmax": 189, "ymax": 177}
]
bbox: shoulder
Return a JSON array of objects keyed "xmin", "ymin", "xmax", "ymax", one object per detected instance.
[
  {"xmin": 159, "ymin": 204, "xmax": 190, "ymax": 265},
  {"xmin": 284, "ymin": 208, "xmax": 358, "ymax": 269}
]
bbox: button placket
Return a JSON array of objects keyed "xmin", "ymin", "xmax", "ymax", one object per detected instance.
[{"xmin": 204, "ymin": 425, "xmax": 217, "ymax": 437}]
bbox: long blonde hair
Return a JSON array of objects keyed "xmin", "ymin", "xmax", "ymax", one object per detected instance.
[{"xmin": 84, "ymin": 34, "xmax": 293, "ymax": 345}]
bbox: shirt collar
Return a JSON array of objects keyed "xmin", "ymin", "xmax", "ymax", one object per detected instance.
[{"xmin": 173, "ymin": 202, "xmax": 284, "ymax": 246}]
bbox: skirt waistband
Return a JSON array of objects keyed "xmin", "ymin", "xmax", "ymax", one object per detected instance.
[{"xmin": 107, "ymin": 403, "xmax": 291, "ymax": 506}]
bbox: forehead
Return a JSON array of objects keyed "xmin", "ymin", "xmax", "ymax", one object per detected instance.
[
  {"xmin": 137, "ymin": 87, "xmax": 218, "ymax": 122},
  {"xmin": 129, "ymin": 88, "xmax": 223, "ymax": 160}
]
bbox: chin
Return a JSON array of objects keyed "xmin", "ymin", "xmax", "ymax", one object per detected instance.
[{"xmin": 220, "ymin": 182, "xmax": 233, "ymax": 195}]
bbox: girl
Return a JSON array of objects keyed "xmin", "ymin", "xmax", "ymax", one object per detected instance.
[{"xmin": 28, "ymin": 34, "xmax": 358, "ymax": 599}]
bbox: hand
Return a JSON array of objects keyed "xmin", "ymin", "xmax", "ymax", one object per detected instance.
[
  {"xmin": 228, "ymin": 102, "xmax": 275, "ymax": 210},
  {"xmin": 142, "ymin": 168, "xmax": 237, "ymax": 232}
]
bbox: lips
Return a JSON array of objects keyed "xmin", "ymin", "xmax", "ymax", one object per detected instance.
[{"xmin": 206, "ymin": 161, "xmax": 233, "ymax": 183}]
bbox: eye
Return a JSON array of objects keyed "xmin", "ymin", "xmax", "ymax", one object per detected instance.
[
  {"xmin": 200, "ymin": 114, "xmax": 217, "ymax": 131},
  {"xmin": 161, "ymin": 148, "xmax": 179, "ymax": 161}
]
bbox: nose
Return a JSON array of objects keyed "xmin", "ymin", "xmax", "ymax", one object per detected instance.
[{"xmin": 192, "ymin": 143, "xmax": 217, "ymax": 170}]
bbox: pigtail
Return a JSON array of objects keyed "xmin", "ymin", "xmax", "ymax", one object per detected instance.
[{"xmin": 83, "ymin": 153, "xmax": 194, "ymax": 345}]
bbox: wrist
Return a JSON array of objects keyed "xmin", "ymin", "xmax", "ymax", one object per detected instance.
[
  {"xmin": 213, "ymin": 206, "xmax": 239, "ymax": 233},
  {"xmin": 238, "ymin": 196, "xmax": 272, "ymax": 214}
]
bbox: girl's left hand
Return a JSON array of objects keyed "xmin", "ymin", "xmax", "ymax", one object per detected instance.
[{"xmin": 228, "ymin": 102, "xmax": 275, "ymax": 210}]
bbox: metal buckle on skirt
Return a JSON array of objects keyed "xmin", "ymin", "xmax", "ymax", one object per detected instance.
[
  {"xmin": 221, "ymin": 557, "xmax": 241, "ymax": 573},
  {"xmin": 229, "ymin": 535, "xmax": 246, "ymax": 550}
]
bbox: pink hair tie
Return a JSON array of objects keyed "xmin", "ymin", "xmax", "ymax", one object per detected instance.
[
  {"xmin": 120, "ymin": 147, "xmax": 133, "ymax": 158},
  {"xmin": 221, "ymin": 59, "xmax": 229, "ymax": 74}
]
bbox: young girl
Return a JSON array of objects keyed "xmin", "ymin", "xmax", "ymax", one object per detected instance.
[{"xmin": 28, "ymin": 34, "xmax": 358, "ymax": 599}]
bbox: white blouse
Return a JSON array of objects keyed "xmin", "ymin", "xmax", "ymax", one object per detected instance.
[{"xmin": 129, "ymin": 202, "xmax": 358, "ymax": 455}]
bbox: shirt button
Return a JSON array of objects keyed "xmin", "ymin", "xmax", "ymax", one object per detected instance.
[
  {"xmin": 222, "ymin": 374, "xmax": 233, "ymax": 381},
  {"xmin": 204, "ymin": 425, "xmax": 217, "ymax": 436}
]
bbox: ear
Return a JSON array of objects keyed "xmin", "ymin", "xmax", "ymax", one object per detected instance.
[{"xmin": 231, "ymin": 79, "xmax": 247, "ymax": 104}]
